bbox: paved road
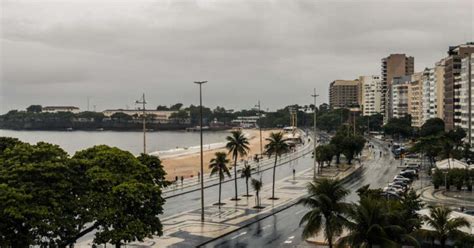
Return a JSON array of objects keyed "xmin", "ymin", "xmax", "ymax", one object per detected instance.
[{"xmin": 204, "ymin": 138, "xmax": 402, "ymax": 248}]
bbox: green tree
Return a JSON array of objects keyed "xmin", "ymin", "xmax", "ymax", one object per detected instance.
[
  {"xmin": 411, "ymin": 135, "xmax": 443, "ymax": 167},
  {"xmin": 26, "ymin": 105, "xmax": 42, "ymax": 113},
  {"xmin": 209, "ymin": 152, "xmax": 231, "ymax": 207},
  {"xmin": 251, "ymin": 178, "xmax": 263, "ymax": 208},
  {"xmin": 383, "ymin": 115, "xmax": 413, "ymax": 140},
  {"xmin": 137, "ymin": 153, "xmax": 170, "ymax": 188},
  {"xmin": 241, "ymin": 163, "xmax": 252, "ymax": 197},
  {"xmin": 156, "ymin": 105, "xmax": 169, "ymax": 110},
  {"xmin": 265, "ymin": 132, "xmax": 290, "ymax": 199},
  {"xmin": 226, "ymin": 130, "xmax": 250, "ymax": 200},
  {"xmin": 111, "ymin": 112, "xmax": 133, "ymax": 121},
  {"xmin": 339, "ymin": 196, "xmax": 418, "ymax": 248},
  {"xmin": 298, "ymin": 178, "xmax": 350, "ymax": 248},
  {"xmin": 170, "ymin": 103, "xmax": 183, "ymax": 111},
  {"xmin": 419, "ymin": 118, "xmax": 445, "ymax": 137},
  {"xmin": 73, "ymin": 145, "xmax": 165, "ymax": 247},
  {"xmin": 421, "ymin": 206, "xmax": 470, "ymax": 248}
]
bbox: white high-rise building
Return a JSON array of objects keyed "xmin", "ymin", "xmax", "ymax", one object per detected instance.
[
  {"xmin": 391, "ymin": 76, "xmax": 411, "ymax": 119},
  {"xmin": 422, "ymin": 67, "xmax": 436, "ymax": 123},
  {"xmin": 360, "ymin": 75, "xmax": 382, "ymax": 116},
  {"xmin": 459, "ymin": 54, "xmax": 473, "ymax": 145}
]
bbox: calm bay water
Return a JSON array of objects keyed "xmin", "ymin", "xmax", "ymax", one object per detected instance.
[{"xmin": 0, "ymin": 129, "xmax": 231, "ymax": 155}]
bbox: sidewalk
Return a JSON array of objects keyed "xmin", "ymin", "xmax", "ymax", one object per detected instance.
[
  {"xmin": 418, "ymin": 186, "xmax": 474, "ymax": 209},
  {"xmin": 76, "ymin": 160, "xmax": 361, "ymax": 247},
  {"xmin": 162, "ymin": 137, "xmax": 314, "ymax": 197}
]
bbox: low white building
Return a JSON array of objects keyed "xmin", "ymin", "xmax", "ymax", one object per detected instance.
[
  {"xmin": 231, "ymin": 116, "xmax": 260, "ymax": 128},
  {"xmin": 43, "ymin": 106, "xmax": 80, "ymax": 113},
  {"xmin": 102, "ymin": 109, "xmax": 178, "ymax": 123}
]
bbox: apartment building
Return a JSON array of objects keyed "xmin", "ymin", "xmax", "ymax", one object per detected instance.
[
  {"xmin": 410, "ymin": 72, "xmax": 423, "ymax": 127},
  {"xmin": 422, "ymin": 68, "xmax": 435, "ymax": 123},
  {"xmin": 381, "ymin": 54, "xmax": 414, "ymax": 121},
  {"xmin": 443, "ymin": 43, "xmax": 474, "ymax": 131},
  {"xmin": 329, "ymin": 80, "xmax": 362, "ymax": 109},
  {"xmin": 390, "ymin": 76, "xmax": 411, "ymax": 119},
  {"xmin": 360, "ymin": 75, "xmax": 382, "ymax": 116},
  {"xmin": 459, "ymin": 54, "xmax": 474, "ymax": 145}
]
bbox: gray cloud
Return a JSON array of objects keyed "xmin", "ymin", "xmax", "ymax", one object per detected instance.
[{"xmin": 1, "ymin": 0, "xmax": 473, "ymax": 113}]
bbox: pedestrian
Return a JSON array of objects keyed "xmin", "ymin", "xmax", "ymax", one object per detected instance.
[
  {"xmin": 181, "ymin": 176, "xmax": 184, "ymax": 186},
  {"xmin": 175, "ymin": 176, "xmax": 178, "ymax": 183},
  {"xmin": 197, "ymin": 171, "xmax": 200, "ymax": 182},
  {"xmin": 293, "ymin": 168, "xmax": 296, "ymax": 180}
]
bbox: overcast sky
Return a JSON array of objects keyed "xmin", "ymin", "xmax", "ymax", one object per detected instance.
[{"xmin": 1, "ymin": 0, "xmax": 473, "ymax": 113}]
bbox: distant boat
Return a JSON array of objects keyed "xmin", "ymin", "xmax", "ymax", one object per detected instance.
[
  {"xmin": 66, "ymin": 127, "xmax": 73, "ymax": 131},
  {"xmin": 97, "ymin": 128, "xmax": 104, "ymax": 131}
]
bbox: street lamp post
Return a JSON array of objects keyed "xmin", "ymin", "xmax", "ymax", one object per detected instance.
[
  {"xmin": 194, "ymin": 81, "xmax": 207, "ymax": 222},
  {"xmin": 135, "ymin": 93, "xmax": 147, "ymax": 154},
  {"xmin": 255, "ymin": 100, "xmax": 263, "ymax": 157},
  {"xmin": 311, "ymin": 89, "xmax": 319, "ymax": 176}
]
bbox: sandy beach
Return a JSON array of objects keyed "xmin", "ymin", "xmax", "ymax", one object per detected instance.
[{"xmin": 162, "ymin": 129, "xmax": 277, "ymax": 180}]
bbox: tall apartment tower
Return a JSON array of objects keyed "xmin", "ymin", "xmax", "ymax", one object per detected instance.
[
  {"xmin": 459, "ymin": 54, "xmax": 473, "ymax": 145},
  {"xmin": 381, "ymin": 54, "xmax": 414, "ymax": 122},
  {"xmin": 443, "ymin": 43, "xmax": 474, "ymax": 131},
  {"xmin": 409, "ymin": 72, "xmax": 424, "ymax": 127},
  {"xmin": 360, "ymin": 75, "xmax": 382, "ymax": 116},
  {"xmin": 390, "ymin": 76, "xmax": 411, "ymax": 119},
  {"xmin": 329, "ymin": 80, "xmax": 362, "ymax": 109}
]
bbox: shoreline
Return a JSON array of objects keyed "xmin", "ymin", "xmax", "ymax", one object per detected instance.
[{"xmin": 161, "ymin": 129, "xmax": 277, "ymax": 181}]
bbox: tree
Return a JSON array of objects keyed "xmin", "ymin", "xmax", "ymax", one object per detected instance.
[
  {"xmin": 72, "ymin": 145, "xmax": 165, "ymax": 247},
  {"xmin": 341, "ymin": 135, "xmax": 365, "ymax": 165},
  {"xmin": 399, "ymin": 189, "xmax": 424, "ymax": 233},
  {"xmin": 411, "ymin": 135, "xmax": 443, "ymax": 167},
  {"xmin": 265, "ymin": 132, "xmax": 290, "ymax": 199},
  {"xmin": 169, "ymin": 110, "xmax": 190, "ymax": 123},
  {"xmin": 226, "ymin": 130, "xmax": 250, "ymax": 200},
  {"xmin": 137, "ymin": 153, "xmax": 170, "ymax": 188},
  {"xmin": 111, "ymin": 112, "xmax": 133, "ymax": 121},
  {"xmin": 209, "ymin": 152, "xmax": 231, "ymax": 207},
  {"xmin": 156, "ymin": 105, "xmax": 169, "ymax": 110},
  {"xmin": 241, "ymin": 163, "xmax": 252, "ymax": 197},
  {"xmin": 419, "ymin": 118, "xmax": 445, "ymax": 137},
  {"xmin": 251, "ymin": 178, "xmax": 263, "ymax": 208},
  {"xmin": 383, "ymin": 115, "xmax": 413, "ymax": 140},
  {"xmin": 297, "ymin": 178, "xmax": 350, "ymax": 248},
  {"xmin": 170, "ymin": 103, "xmax": 183, "ymax": 111},
  {"xmin": 339, "ymin": 196, "xmax": 418, "ymax": 248},
  {"xmin": 421, "ymin": 206, "xmax": 470, "ymax": 248},
  {"xmin": 26, "ymin": 105, "xmax": 42, "ymax": 113}
]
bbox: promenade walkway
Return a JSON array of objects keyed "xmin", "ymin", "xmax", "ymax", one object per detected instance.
[{"xmin": 76, "ymin": 160, "xmax": 361, "ymax": 247}]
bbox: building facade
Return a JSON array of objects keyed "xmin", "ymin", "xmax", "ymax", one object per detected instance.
[
  {"xmin": 443, "ymin": 43, "xmax": 474, "ymax": 131},
  {"xmin": 390, "ymin": 76, "xmax": 411, "ymax": 119},
  {"xmin": 409, "ymin": 72, "xmax": 424, "ymax": 127},
  {"xmin": 381, "ymin": 54, "xmax": 414, "ymax": 121},
  {"xmin": 329, "ymin": 80, "xmax": 362, "ymax": 109},
  {"xmin": 360, "ymin": 75, "xmax": 382, "ymax": 116},
  {"xmin": 43, "ymin": 106, "xmax": 80, "ymax": 113},
  {"xmin": 459, "ymin": 54, "xmax": 474, "ymax": 145},
  {"xmin": 102, "ymin": 109, "xmax": 180, "ymax": 123}
]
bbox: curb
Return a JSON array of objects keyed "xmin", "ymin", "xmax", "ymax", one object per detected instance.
[{"xmin": 195, "ymin": 165, "xmax": 363, "ymax": 247}]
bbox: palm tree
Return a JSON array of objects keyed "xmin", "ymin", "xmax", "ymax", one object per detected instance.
[
  {"xmin": 265, "ymin": 132, "xmax": 290, "ymax": 199},
  {"xmin": 241, "ymin": 163, "xmax": 252, "ymax": 197},
  {"xmin": 251, "ymin": 178, "xmax": 263, "ymax": 208},
  {"xmin": 209, "ymin": 152, "xmax": 231, "ymax": 207},
  {"xmin": 338, "ymin": 196, "xmax": 417, "ymax": 248},
  {"xmin": 421, "ymin": 206, "xmax": 470, "ymax": 248},
  {"xmin": 226, "ymin": 130, "xmax": 250, "ymax": 201},
  {"xmin": 297, "ymin": 178, "xmax": 350, "ymax": 248}
]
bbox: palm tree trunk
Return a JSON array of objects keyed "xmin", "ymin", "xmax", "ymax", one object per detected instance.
[
  {"xmin": 233, "ymin": 155, "xmax": 238, "ymax": 200},
  {"xmin": 218, "ymin": 177, "xmax": 222, "ymax": 207},
  {"xmin": 272, "ymin": 155, "xmax": 277, "ymax": 199},
  {"xmin": 440, "ymin": 238, "xmax": 446, "ymax": 248},
  {"xmin": 328, "ymin": 238, "xmax": 333, "ymax": 248},
  {"xmin": 256, "ymin": 191, "xmax": 260, "ymax": 207},
  {"xmin": 246, "ymin": 177, "xmax": 249, "ymax": 196}
]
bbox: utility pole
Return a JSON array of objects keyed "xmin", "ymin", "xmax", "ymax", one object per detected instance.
[
  {"xmin": 194, "ymin": 81, "xmax": 207, "ymax": 222},
  {"xmin": 255, "ymin": 100, "xmax": 263, "ymax": 157},
  {"xmin": 135, "ymin": 93, "xmax": 147, "ymax": 154},
  {"xmin": 311, "ymin": 89, "xmax": 319, "ymax": 176}
]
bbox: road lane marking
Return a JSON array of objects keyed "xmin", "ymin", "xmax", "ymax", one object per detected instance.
[
  {"xmin": 231, "ymin": 231, "xmax": 247, "ymax": 240},
  {"xmin": 262, "ymin": 224, "xmax": 271, "ymax": 230},
  {"xmin": 295, "ymin": 209, "xmax": 305, "ymax": 215}
]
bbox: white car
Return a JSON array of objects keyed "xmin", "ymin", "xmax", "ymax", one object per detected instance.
[
  {"xmin": 394, "ymin": 175, "xmax": 411, "ymax": 182},
  {"xmin": 388, "ymin": 183, "xmax": 407, "ymax": 191}
]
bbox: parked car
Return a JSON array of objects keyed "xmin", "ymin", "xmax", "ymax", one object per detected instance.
[
  {"xmin": 384, "ymin": 186, "xmax": 404, "ymax": 194},
  {"xmin": 388, "ymin": 183, "xmax": 407, "ymax": 191},
  {"xmin": 399, "ymin": 171, "xmax": 417, "ymax": 179},
  {"xmin": 394, "ymin": 175, "xmax": 411, "ymax": 182},
  {"xmin": 463, "ymin": 209, "xmax": 474, "ymax": 216},
  {"xmin": 381, "ymin": 191, "xmax": 400, "ymax": 199}
]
